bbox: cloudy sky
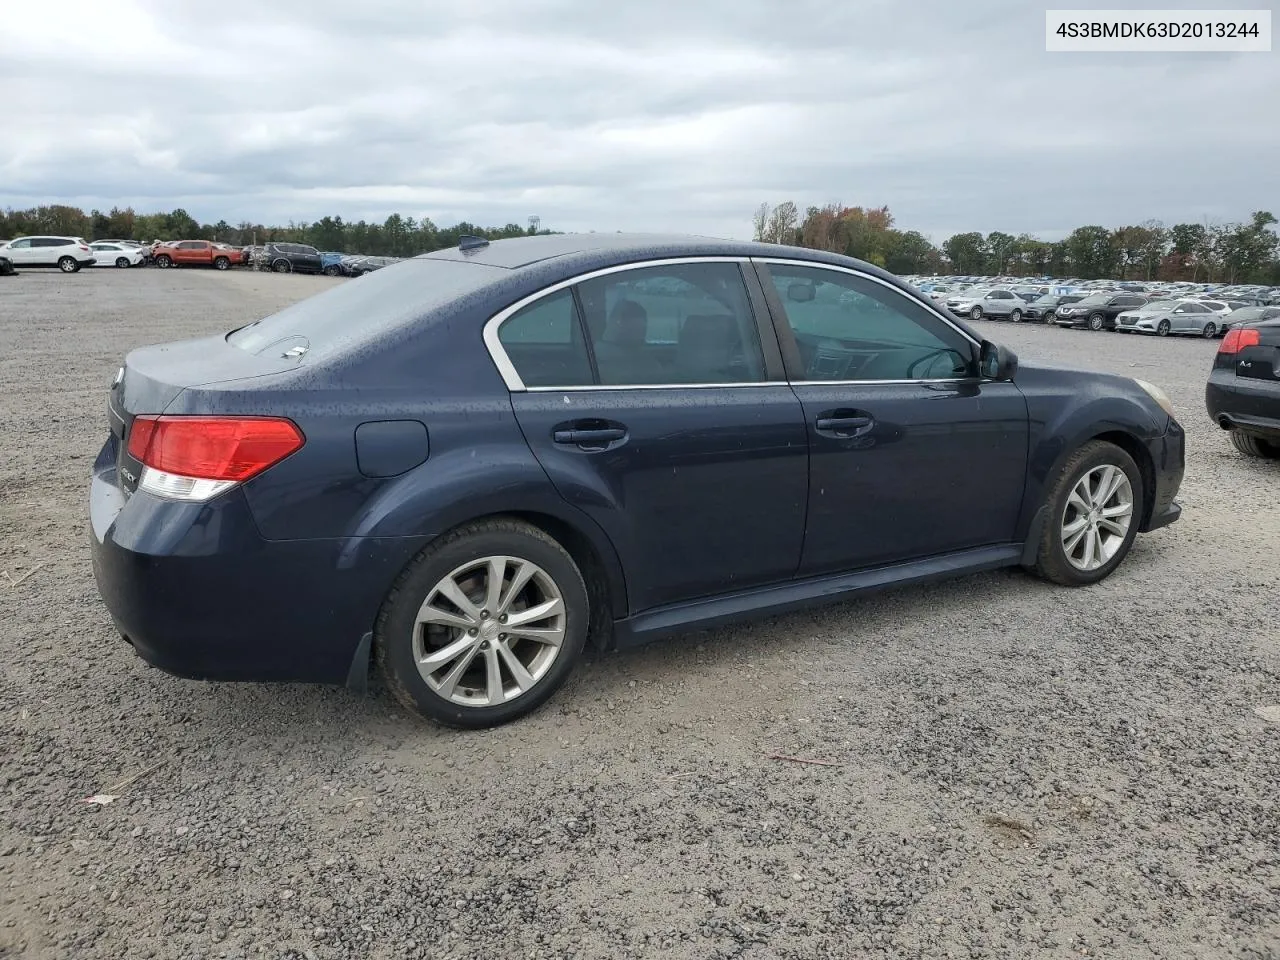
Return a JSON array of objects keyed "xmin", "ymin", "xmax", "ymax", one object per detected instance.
[{"xmin": 2, "ymin": 1, "xmax": 1276, "ymax": 242}]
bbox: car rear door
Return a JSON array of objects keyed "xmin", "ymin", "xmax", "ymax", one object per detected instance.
[
  {"xmin": 755, "ymin": 258, "xmax": 1029, "ymax": 577},
  {"xmin": 494, "ymin": 258, "xmax": 810, "ymax": 614}
]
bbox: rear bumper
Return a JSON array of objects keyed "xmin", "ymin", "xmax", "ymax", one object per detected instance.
[
  {"xmin": 89, "ymin": 453, "xmax": 429, "ymax": 685},
  {"xmin": 1206, "ymin": 373, "xmax": 1280, "ymax": 440},
  {"xmin": 1140, "ymin": 417, "xmax": 1185, "ymax": 533}
]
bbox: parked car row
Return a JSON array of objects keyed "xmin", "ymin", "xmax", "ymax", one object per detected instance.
[
  {"xmin": 921, "ymin": 280, "xmax": 1267, "ymax": 339},
  {"xmin": 0, "ymin": 235, "xmax": 404, "ymax": 280}
]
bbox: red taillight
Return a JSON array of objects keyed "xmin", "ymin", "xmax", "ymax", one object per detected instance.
[
  {"xmin": 127, "ymin": 416, "xmax": 304, "ymax": 481},
  {"xmin": 1219, "ymin": 328, "xmax": 1261, "ymax": 354}
]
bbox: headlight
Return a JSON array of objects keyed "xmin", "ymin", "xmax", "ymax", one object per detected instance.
[{"xmin": 1134, "ymin": 379, "xmax": 1175, "ymax": 419}]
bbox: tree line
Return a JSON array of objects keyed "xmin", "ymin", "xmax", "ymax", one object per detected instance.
[
  {"xmin": 753, "ymin": 202, "xmax": 1280, "ymax": 285},
  {"xmin": 0, "ymin": 205, "xmax": 550, "ymax": 258}
]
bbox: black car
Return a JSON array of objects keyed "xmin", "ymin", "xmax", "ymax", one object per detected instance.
[
  {"xmin": 1025, "ymin": 293, "xmax": 1089, "ymax": 323},
  {"xmin": 1055, "ymin": 293, "xmax": 1149, "ymax": 331},
  {"xmin": 1206, "ymin": 316, "xmax": 1280, "ymax": 459},
  {"xmin": 0, "ymin": 254, "xmax": 14, "ymax": 276},
  {"xmin": 89, "ymin": 233, "xmax": 1184, "ymax": 728},
  {"xmin": 264, "ymin": 242, "xmax": 323, "ymax": 274},
  {"xmin": 347, "ymin": 255, "xmax": 399, "ymax": 277}
]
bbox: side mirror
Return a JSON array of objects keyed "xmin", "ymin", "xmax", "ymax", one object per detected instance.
[{"xmin": 979, "ymin": 340, "xmax": 1018, "ymax": 381}]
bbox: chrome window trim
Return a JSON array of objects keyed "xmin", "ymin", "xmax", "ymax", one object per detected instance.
[
  {"xmin": 482, "ymin": 256, "xmax": 756, "ymax": 392},
  {"xmin": 526, "ymin": 381, "xmax": 790, "ymax": 393},
  {"xmin": 751, "ymin": 257, "xmax": 983, "ymax": 351}
]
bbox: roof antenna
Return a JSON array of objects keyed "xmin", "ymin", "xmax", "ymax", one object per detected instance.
[{"xmin": 458, "ymin": 235, "xmax": 489, "ymax": 251}]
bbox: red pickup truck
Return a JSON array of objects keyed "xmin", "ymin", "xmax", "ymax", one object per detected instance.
[{"xmin": 152, "ymin": 240, "xmax": 245, "ymax": 270}]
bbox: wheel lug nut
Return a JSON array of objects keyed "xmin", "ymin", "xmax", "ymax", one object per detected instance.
[
  {"xmin": 480, "ymin": 610, "xmax": 489, "ymax": 620},
  {"xmin": 468, "ymin": 628, "xmax": 478, "ymax": 636},
  {"xmin": 499, "ymin": 614, "xmax": 507, "ymax": 624}
]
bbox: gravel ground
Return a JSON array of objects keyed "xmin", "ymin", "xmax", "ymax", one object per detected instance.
[{"xmin": 1, "ymin": 267, "xmax": 1278, "ymax": 960}]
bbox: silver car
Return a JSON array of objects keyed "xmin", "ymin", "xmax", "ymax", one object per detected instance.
[
  {"xmin": 1114, "ymin": 299, "xmax": 1221, "ymax": 337},
  {"xmin": 944, "ymin": 288, "xmax": 1030, "ymax": 321}
]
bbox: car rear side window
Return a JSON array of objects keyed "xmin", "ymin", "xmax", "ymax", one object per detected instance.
[
  {"xmin": 497, "ymin": 289, "xmax": 593, "ymax": 387},
  {"xmin": 574, "ymin": 262, "xmax": 766, "ymax": 386}
]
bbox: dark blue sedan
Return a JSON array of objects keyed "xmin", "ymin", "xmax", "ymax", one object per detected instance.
[{"xmin": 90, "ymin": 234, "xmax": 1185, "ymax": 727}]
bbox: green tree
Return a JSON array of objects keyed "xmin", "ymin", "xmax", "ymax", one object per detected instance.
[{"xmin": 942, "ymin": 232, "xmax": 988, "ymax": 274}]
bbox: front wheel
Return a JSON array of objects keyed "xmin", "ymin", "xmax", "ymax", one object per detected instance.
[
  {"xmin": 272, "ymin": 259, "xmax": 291, "ymax": 273},
  {"xmin": 1029, "ymin": 440, "xmax": 1144, "ymax": 587},
  {"xmin": 1156, "ymin": 319, "xmax": 1171, "ymax": 337},
  {"xmin": 115, "ymin": 257, "xmax": 131, "ymax": 268},
  {"xmin": 375, "ymin": 519, "xmax": 590, "ymax": 728},
  {"xmin": 213, "ymin": 256, "xmax": 230, "ymax": 270},
  {"xmin": 58, "ymin": 256, "xmax": 79, "ymax": 273},
  {"xmin": 156, "ymin": 255, "xmax": 172, "ymax": 268},
  {"xmin": 1230, "ymin": 430, "xmax": 1280, "ymax": 459},
  {"xmin": 1087, "ymin": 312, "xmax": 1105, "ymax": 331},
  {"xmin": 1201, "ymin": 322, "xmax": 1217, "ymax": 338},
  {"xmin": 323, "ymin": 264, "xmax": 341, "ymax": 277},
  {"xmin": 969, "ymin": 306, "xmax": 984, "ymax": 320},
  {"xmin": 1008, "ymin": 308, "xmax": 1023, "ymax": 323}
]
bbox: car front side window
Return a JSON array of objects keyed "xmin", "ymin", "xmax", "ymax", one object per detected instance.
[{"xmin": 764, "ymin": 263, "xmax": 975, "ymax": 382}]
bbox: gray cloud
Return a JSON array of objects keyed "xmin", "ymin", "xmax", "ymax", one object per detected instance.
[{"xmin": 2, "ymin": 0, "xmax": 1276, "ymax": 241}]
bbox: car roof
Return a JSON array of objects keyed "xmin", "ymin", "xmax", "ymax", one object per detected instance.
[{"xmin": 415, "ymin": 232, "xmax": 882, "ymax": 275}]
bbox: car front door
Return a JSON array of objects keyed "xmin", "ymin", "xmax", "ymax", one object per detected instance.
[
  {"xmin": 756, "ymin": 259, "xmax": 1030, "ymax": 577},
  {"xmin": 495, "ymin": 259, "xmax": 810, "ymax": 614},
  {"xmin": 4, "ymin": 239, "xmax": 35, "ymax": 265}
]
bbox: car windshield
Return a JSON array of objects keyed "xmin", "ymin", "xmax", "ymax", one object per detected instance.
[
  {"xmin": 1033, "ymin": 296, "xmax": 1060, "ymax": 305},
  {"xmin": 1074, "ymin": 295, "xmax": 1112, "ymax": 306},
  {"xmin": 227, "ymin": 258, "xmax": 507, "ymax": 358},
  {"xmin": 1142, "ymin": 300, "xmax": 1180, "ymax": 311}
]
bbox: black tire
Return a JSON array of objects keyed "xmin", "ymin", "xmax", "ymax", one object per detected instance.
[
  {"xmin": 115, "ymin": 257, "xmax": 130, "ymax": 268},
  {"xmin": 1229, "ymin": 430, "xmax": 1280, "ymax": 460},
  {"xmin": 1029, "ymin": 440, "xmax": 1145, "ymax": 587},
  {"xmin": 1156, "ymin": 319, "xmax": 1171, "ymax": 337},
  {"xmin": 969, "ymin": 306, "xmax": 983, "ymax": 320},
  {"xmin": 272, "ymin": 259, "xmax": 291, "ymax": 273},
  {"xmin": 58, "ymin": 256, "xmax": 79, "ymax": 273},
  {"xmin": 1201, "ymin": 321, "xmax": 1217, "ymax": 338},
  {"xmin": 1009, "ymin": 308, "xmax": 1023, "ymax": 323},
  {"xmin": 375, "ymin": 518, "xmax": 590, "ymax": 729},
  {"xmin": 214, "ymin": 256, "xmax": 230, "ymax": 271},
  {"xmin": 1087, "ymin": 312, "xmax": 1105, "ymax": 331},
  {"xmin": 323, "ymin": 265, "xmax": 340, "ymax": 277},
  {"xmin": 156, "ymin": 255, "xmax": 172, "ymax": 268}
]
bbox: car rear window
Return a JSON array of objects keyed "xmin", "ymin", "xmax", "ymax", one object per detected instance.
[{"xmin": 227, "ymin": 258, "xmax": 508, "ymax": 358}]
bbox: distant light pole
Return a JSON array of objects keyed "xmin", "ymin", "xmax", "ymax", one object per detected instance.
[{"xmin": 528, "ymin": 216, "xmax": 540, "ymax": 234}]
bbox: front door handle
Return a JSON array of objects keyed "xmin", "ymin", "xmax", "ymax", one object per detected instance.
[{"xmin": 815, "ymin": 410, "xmax": 874, "ymax": 436}]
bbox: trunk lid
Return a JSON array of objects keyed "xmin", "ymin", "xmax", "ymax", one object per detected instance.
[{"xmin": 1237, "ymin": 318, "xmax": 1280, "ymax": 383}]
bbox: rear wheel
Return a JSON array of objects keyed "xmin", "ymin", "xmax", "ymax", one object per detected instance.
[
  {"xmin": 213, "ymin": 256, "xmax": 230, "ymax": 270},
  {"xmin": 1156, "ymin": 320, "xmax": 1171, "ymax": 337},
  {"xmin": 375, "ymin": 518, "xmax": 589, "ymax": 728},
  {"xmin": 1201, "ymin": 321, "xmax": 1217, "ymax": 338},
  {"xmin": 1030, "ymin": 440, "xmax": 1144, "ymax": 587},
  {"xmin": 58, "ymin": 256, "xmax": 79, "ymax": 273},
  {"xmin": 1230, "ymin": 430, "xmax": 1280, "ymax": 459},
  {"xmin": 115, "ymin": 257, "xmax": 130, "ymax": 268}
]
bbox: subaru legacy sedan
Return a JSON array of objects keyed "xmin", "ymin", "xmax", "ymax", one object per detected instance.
[{"xmin": 90, "ymin": 234, "xmax": 1185, "ymax": 728}]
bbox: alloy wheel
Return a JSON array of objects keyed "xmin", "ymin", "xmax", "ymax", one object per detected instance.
[
  {"xmin": 1060, "ymin": 464, "xmax": 1133, "ymax": 572},
  {"xmin": 1157, "ymin": 320, "xmax": 1171, "ymax": 336},
  {"xmin": 1009, "ymin": 309, "xmax": 1022, "ymax": 323},
  {"xmin": 412, "ymin": 556, "xmax": 566, "ymax": 708},
  {"xmin": 970, "ymin": 306, "xmax": 983, "ymax": 320},
  {"xmin": 1202, "ymin": 322, "xmax": 1217, "ymax": 338}
]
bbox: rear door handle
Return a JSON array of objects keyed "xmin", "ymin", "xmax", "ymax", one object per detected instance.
[{"xmin": 553, "ymin": 427, "xmax": 627, "ymax": 445}]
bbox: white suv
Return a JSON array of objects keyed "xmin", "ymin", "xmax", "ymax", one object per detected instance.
[{"xmin": 0, "ymin": 236, "xmax": 97, "ymax": 273}]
